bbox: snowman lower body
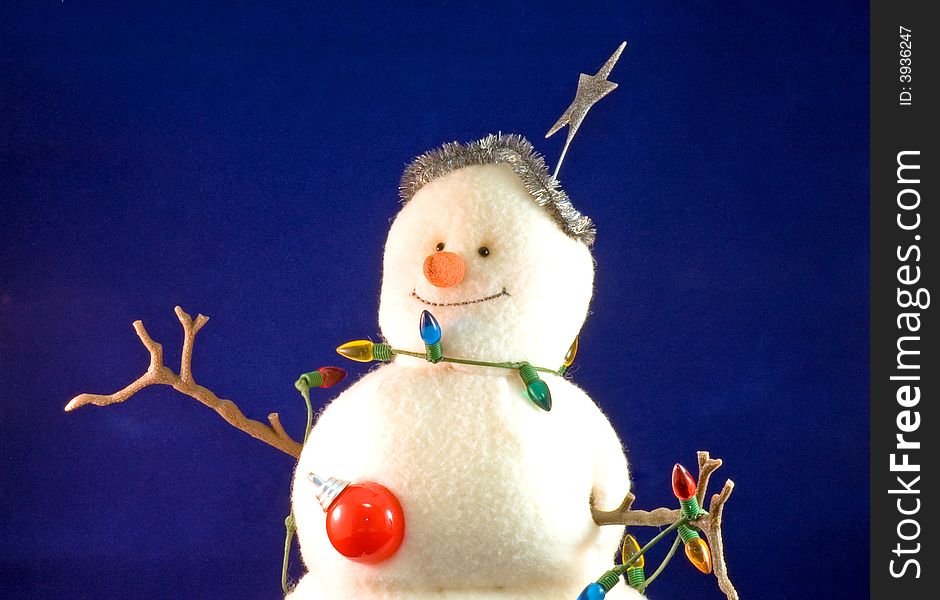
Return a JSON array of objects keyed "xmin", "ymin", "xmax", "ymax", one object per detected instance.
[
  {"xmin": 289, "ymin": 364, "xmax": 634, "ymax": 599},
  {"xmin": 286, "ymin": 576, "xmax": 646, "ymax": 599}
]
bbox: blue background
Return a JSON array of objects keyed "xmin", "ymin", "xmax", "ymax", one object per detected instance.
[{"xmin": 1, "ymin": 2, "xmax": 868, "ymax": 598}]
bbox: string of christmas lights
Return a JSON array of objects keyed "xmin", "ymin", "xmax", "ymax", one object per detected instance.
[
  {"xmin": 282, "ymin": 367, "xmax": 348, "ymax": 593},
  {"xmin": 336, "ymin": 310, "xmax": 579, "ymax": 412},
  {"xmin": 281, "ymin": 309, "xmax": 580, "ymax": 590},
  {"xmin": 281, "ymin": 312, "xmax": 734, "ymax": 597},
  {"xmin": 283, "ymin": 366, "xmax": 405, "ymax": 591},
  {"xmin": 576, "ymin": 463, "xmax": 715, "ymax": 599}
]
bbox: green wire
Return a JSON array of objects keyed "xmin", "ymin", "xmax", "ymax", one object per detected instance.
[
  {"xmin": 282, "ymin": 514, "xmax": 296, "ymax": 593},
  {"xmin": 300, "ymin": 385, "xmax": 313, "ymax": 444},
  {"xmin": 389, "ymin": 347, "xmax": 561, "ymax": 375},
  {"xmin": 282, "ymin": 381, "xmax": 316, "ymax": 594},
  {"xmin": 611, "ymin": 516, "xmax": 689, "ymax": 577},
  {"xmin": 637, "ymin": 533, "xmax": 682, "ymax": 592}
]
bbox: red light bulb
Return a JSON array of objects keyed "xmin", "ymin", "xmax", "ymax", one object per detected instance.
[
  {"xmin": 672, "ymin": 463, "xmax": 697, "ymax": 501},
  {"xmin": 309, "ymin": 473, "xmax": 405, "ymax": 564},
  {"xmin": 317, "ymin": 366, "xmax": 347, "ymax": 388}
]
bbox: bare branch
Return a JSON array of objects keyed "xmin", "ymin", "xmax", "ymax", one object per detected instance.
[
  {"xmin": 66, "ymin": 306, "xmax": 302, "ymax": 458},
  {"xmin": 592, "ymin": 452, "xmax": 738, "ymax": 600},
  {"xmin": 175, "ymin": 306, "xmax": 207, "ymax": 385},
  {"xmin": 268, "ymin": 413, "xmax": 290, "ymax": 440},
  {"xmin": 702, "ymin": 480, "xmax": 737, "ymax": 600},
  {"xmin": 696, "ymin": 450, "xmax": 723, "ymax": 506},
  {"xmin": 133, "ymin": 320, "xmax": 164, "ymax": 371},
  {"xmin": 592, "ymin": 502, "xmax": 680, "ymax": 528}
]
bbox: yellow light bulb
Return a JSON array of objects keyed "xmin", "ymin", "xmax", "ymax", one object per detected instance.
[
  {"xmin": 564, "ymin": 336, "xmax": 579, "ymax": 367},
  {"xmin": 336, "ymin": 340, "xmax": 375, "ymax": 362},
  {"xmin": 684, "ymin": 537, "xmax": 713, "ymax": 574},
  {"xmin": 621, "ymin": 533, "xmax": 644, "ymax": 569}
]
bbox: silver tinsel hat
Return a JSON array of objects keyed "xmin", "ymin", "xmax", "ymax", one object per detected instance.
[{"xmin": 398, "ymin": 133, "xmax": 596, "ymax": 246}]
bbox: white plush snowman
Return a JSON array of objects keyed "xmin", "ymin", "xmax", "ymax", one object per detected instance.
[{"xmin": 288, "ymin": 134, "xmax": 641, "ymax": 600}]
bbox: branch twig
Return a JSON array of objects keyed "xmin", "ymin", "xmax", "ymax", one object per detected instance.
[
  {"xmin": 65, "ymin": 306, "xmax": 302, "ymax": 458},
  {"xmin": 592, "ymin": 451, "xmax": 738, "ymax": 600}
]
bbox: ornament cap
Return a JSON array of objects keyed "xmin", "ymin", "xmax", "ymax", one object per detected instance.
[{"xmin": 307, "ymin": 472, "xmax": 350, "ymax": 511}]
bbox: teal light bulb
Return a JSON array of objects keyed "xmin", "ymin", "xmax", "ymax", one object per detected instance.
[{"xmin": 526, "ymin": 380, "xmax": 552, "ymax": 411}]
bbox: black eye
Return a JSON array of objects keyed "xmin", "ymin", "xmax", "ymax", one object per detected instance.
[
  {"xmin": 436, "ymin": 242, "xmax": 445, "ymax": 251},
  {"xmin": 478, "ymin": 246, "xmax": 490, "ymax": 257}
]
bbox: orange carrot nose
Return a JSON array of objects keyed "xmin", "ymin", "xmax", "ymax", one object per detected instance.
[{"xmin": 423, "ymin": 251, "xmax": 465, "ymax": 288}]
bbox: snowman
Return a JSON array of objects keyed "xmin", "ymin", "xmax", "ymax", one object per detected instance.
[
  {"xmin": 287, "ymin": 134, "xmax": 640, "ymax": 600},
  {"xmin": 66, "ymin": 45, "xmax": 738, "ymax": 597}
]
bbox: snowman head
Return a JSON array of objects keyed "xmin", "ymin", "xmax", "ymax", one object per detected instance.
[{"xmin": 378, "ymin": 134, "xmax": 595, "ymax": 367}]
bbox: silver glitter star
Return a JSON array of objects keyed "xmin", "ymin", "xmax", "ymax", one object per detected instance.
[{"xmin": 546, "ymin": 41, "xmax": 627, "ymax": 177}]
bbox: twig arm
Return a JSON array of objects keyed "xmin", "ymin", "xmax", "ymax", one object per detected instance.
[
  {"xmin": 696, "ymin": 450, "xmax": 723, "ymax": 506},
  {"xmin": 701, "ymin": 480, "xmax": 737, "ymax": 600},
  {"xmin": 65, "ymin": 307, "xmax": 303, "ymax": 458},
  {"xmin": 591, "ymin": 452, "xmax": 739, "ymax": 600},
  {"xmin": 592, "ymin": 502, "xmax": 682, "ymax": 527}
]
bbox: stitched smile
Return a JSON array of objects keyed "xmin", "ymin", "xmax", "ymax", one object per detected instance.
[{"xmin": 411, "ymin": 287, "xmax": 510, "ymax": 307}]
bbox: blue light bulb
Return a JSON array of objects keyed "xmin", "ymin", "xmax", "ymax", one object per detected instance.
[
  {"xmin": 576, "ymin": 583, "xmax": 606, "ymax": 600},
  {"xmin": 419, "ymin": 310, "xmax": 442, "ymax": 345}
]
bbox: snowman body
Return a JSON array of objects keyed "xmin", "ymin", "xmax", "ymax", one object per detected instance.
[
  {"xmin": 290, "ymin": 365, "xmax": 636, "ymax": 599},
  {"xmin": 289, "ymin": 137, "xmax": 639, "ymax": 599}
]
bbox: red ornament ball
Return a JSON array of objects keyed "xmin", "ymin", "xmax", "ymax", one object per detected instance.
[{"xmin": 325, "ymin": 482, "xmax": 405, "ymax": 563}]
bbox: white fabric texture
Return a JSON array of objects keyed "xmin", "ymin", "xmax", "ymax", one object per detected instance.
[{"xmin": 289, "ymin": 163, "xmax": 632, "ymax": 599}]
